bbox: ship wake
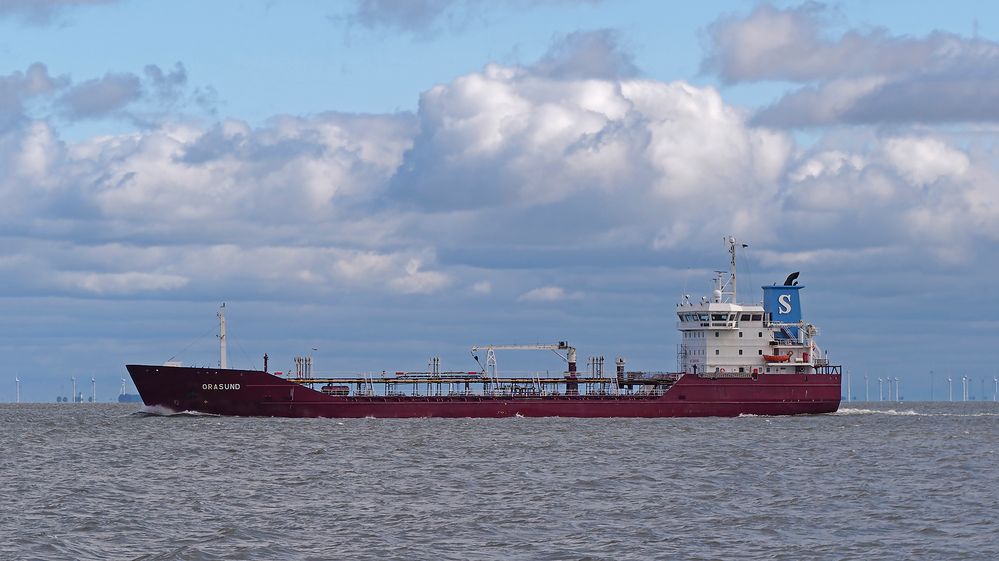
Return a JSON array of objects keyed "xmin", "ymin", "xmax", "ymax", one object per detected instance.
[
  {"xmin": 835, "ymin": 407, "xmax": 999, "ymax": 417},
  {"xmin": 132, "ymin": 405, "xmax": 221, "ymax": 417}
]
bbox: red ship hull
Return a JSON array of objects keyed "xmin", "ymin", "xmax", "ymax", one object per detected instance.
[{"xmin": 126, "ymin": 365, "xmax": 841, "ymax": 418}]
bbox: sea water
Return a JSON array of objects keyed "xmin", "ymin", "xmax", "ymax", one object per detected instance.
[{"xmin": 2, "ymin": 402, "xmax": 997, "ymax": 560}]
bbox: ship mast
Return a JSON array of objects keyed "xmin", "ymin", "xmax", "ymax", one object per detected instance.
[
  {"xmin": 218, "ymin": 302, "xmax": 228, "ymax": 369},
  {"xmin": 723, "ymin": 236, "xmax": 745, "ymax": 304}
]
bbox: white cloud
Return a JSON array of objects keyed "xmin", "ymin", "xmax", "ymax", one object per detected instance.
[
  {"xmin": 0, "ymin": 0, "xmax": 118, "ymax": 25},
  {"xmin": 518, "ymin": 286, "xmax": 582, "ymax": 302},
  {"xmin": 392, "ymin": 64, "xmax": 792, "ymax": 250},
  {"xmin": 345, "ymin": 0, "xmax": 604, "ymax": 35},
  {"xmin": 3, "ymin": 52, "xmax": 999, "ymax": 313},
  {"xmin": 330, "ymin": 251, "xmax": 452, "ymax": 294},
  {"xmin": 706, "ymin": 3, "xmax": 999, "ymax": 127},
  {"xmin": 58, "ymin": 271, "xmax": 189, "ymax": 294},
  {"xmin": 883, "ymin": 136, "xmax": 970, "ymax": 185}
]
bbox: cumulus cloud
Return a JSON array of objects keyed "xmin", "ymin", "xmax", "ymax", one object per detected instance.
[
  {"xmin": 0, "ymin": 61, "xmax": 206, "ymax": 124},
  {"xmin": 882, "ymin": 137, "xmax": 970, "ymax": 185},
  {"xmin": 702, "ymin": 3, "xmax": 978, "ymax": 83},
  {"xmin": 0, "ymin": 0, "xmax": 118, "ymax": 24},
  {"xmin": 350, "ymin": 0, "xmax": 453, "ymax": 32},
  {"xmin": 345, "ymin": 0, "xmax": 601, "ymax": 34},
  {"xmin": 387, "ymin": 59, "xmax": 791, "ymax": 259},
  {"xmin": 0, "ymin": 63, "xmax": 67, "ymax": 130},
  {"xmin": 58, "ymin": 72, "xmax": 141, "ymax": 119},
  {"xmin": 780, "ymin": 132, "xmax": 999, "ymax": 265},
  {"xmin": 55, "ymin": 64, "xmax": 196, "ymax": 120},
  {"xmin": 144, "ymin": 63, "xmax": 188, "ymax": 103},
  {"xmin": 532, "ymin": 29, "xmax": 639, "ymax": 80},
  {"xmin": 705, "ymin": 3, "xmax": 999, "ymax": 126},
  {"xmin": 4, "ymin": 50, "xmax": 999, "ymax": 310}
]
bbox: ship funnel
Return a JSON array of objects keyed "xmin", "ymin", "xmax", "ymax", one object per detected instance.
[{"xmin": 763, "ymin": 281, "xmax": 803, "ymax": 340}]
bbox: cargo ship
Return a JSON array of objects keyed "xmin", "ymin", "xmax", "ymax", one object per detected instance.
[{"xmin": 126, "ymin": 238, "xmax": 841, "ymax": 418}]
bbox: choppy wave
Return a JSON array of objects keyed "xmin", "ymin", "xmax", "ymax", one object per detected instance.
[{"xmin": 2, "ymin": 402, "xmax": 998, "ymax": 561}]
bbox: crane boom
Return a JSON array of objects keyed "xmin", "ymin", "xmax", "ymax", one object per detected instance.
[{"xmin": 470, "ymin": 342, "xmax": 577, "ymax": 378}]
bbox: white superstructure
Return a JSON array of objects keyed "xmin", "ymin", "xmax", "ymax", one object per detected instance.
[{"xmin": 676, "ymin": 237, "xmax": 826, "ymax": 377}]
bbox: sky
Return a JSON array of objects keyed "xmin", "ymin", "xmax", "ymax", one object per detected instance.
[{"xmin": 2, "ymin": 0, "xmax": 999, "ymax": 402}]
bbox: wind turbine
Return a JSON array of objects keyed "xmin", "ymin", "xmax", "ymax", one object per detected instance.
[
  {"xmin": 864, "ymin": 373, "xmax": 869, "ymax": 401},
  {"xmin": 896, "ymin": 377, "xmax": 901, "ymax": 401},
  {"xmin": 948, "ymin": 376, "xmax": 953, "ymax": 401},
  {"xmin": 878, "ymin": 377, "xmax": 883, "ymax": 401},
  {"xmin": 994, "ymin": 377, "xmax": 998, "ymax": 402},
  {"xmin": 847, "ymin": 370, "xmax": 852, "ymax": 402},
  {"xmin": 91, "ymin": 377, "xmax": 96, "ymax": 403},
  {"xmin": 71, "ymin": 376, "xmax": 77, "ymax": 404},
  {"xmin": 15, "ymin": 376, "xmax": 20, "ymax": 404}
]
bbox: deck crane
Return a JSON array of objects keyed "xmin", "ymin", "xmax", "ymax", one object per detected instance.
[{"xmin": 470, "ymin": 342, "xmax": 577, "ymax": 383}]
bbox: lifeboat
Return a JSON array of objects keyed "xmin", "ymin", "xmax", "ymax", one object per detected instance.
[{"xmin": 763, "ymin": 354, "xmax": 792, "ymax": 363}]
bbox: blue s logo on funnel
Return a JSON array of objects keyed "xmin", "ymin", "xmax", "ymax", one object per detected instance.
[{"xmin": 764, "ymin": 273, "xmax": 803, "ymax": 339}]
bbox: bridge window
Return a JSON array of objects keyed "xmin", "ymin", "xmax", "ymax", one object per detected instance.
[
  {"xmin": 740, "ymin": 314, "xmax": 750, "ymax": 321},
  {"xmin": 752, "ymin": 314, "xmax": 762, "ymax": 321},
  {"xmin": 711, "ymin": 314, "xmax": 726, "ymax": 321}
]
